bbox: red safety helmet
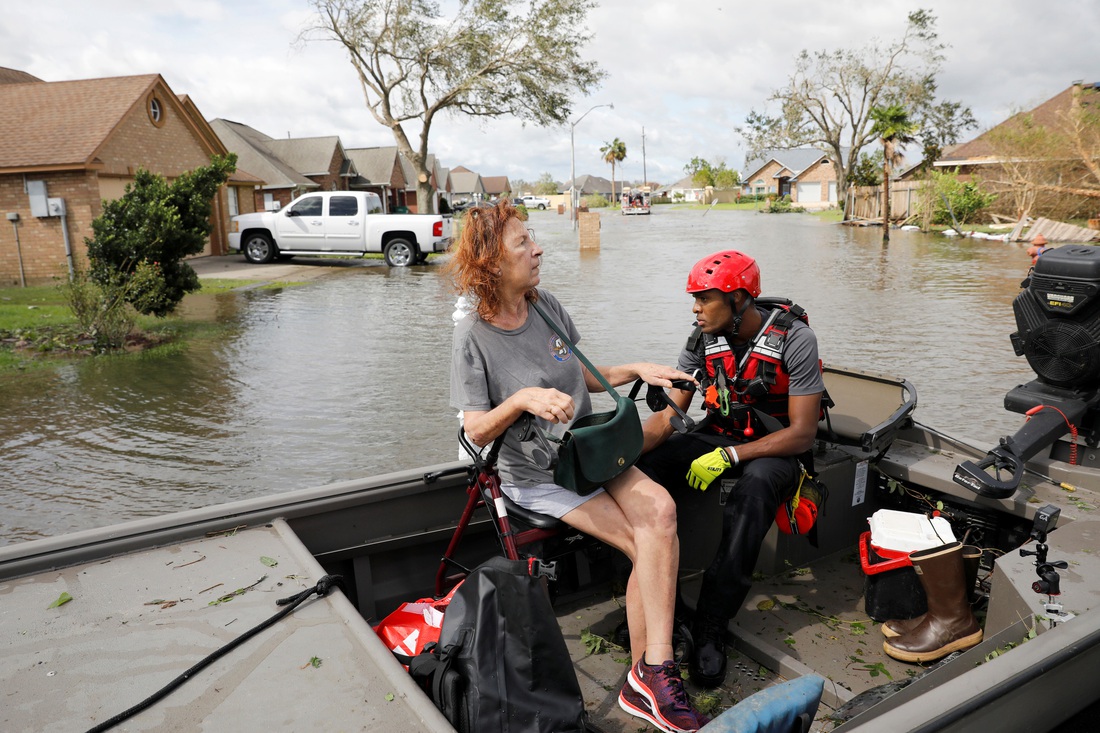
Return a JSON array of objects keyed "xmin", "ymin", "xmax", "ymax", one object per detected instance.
[{"xmin": 686, "ymin": 250, "xmax": 761, "ymax": 298}]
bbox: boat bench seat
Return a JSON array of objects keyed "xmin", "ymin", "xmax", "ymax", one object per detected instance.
[{"xmin": 819, "ymin": 366, "xmax": 917, "ymax": 455}]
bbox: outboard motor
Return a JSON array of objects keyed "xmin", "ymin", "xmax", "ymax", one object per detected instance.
[{"xmin": 955, "ymin": 245, "xmax": 1100, "ymax": 498}]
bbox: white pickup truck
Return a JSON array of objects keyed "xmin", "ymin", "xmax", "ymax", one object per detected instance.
[
  {"xmin": 228, "ymin": 191, "xmax": 452, "ymax": 267},
  {"xmin": 520, "ymin": 195, "xmax": 551, "ymax": 210}
]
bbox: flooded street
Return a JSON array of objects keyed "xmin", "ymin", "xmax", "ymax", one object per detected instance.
[{"xmin": 0, "ymin": 208, "xmax": 1036, "ymax": 545}]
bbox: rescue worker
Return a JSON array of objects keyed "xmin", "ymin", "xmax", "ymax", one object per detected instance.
[{"xmin": 637, "ymin": 250, "xmax": 825, "ymax": 688}]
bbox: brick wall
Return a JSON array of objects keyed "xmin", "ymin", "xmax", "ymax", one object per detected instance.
[{"xmin": 0, "ymin": 171, "xmax": 100, "ymax": 286}]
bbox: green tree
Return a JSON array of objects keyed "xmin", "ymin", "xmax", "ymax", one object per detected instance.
[
  {"xmin": 305, "ymin": 0, "xmax": 604, "ymax": 214},
  {"xmin": 85, "ymin": 154, "xmax": 236, "ymax": 318},
  {"xmin": 600, "ymin": 138, "xmax": 627, "ymax": 202},
  {"xmin": 869, "ymin": 104, "xmax": 919, "ymax": 240},
  {"xmin": 739, "ymin": 10, "xmax": 970, "ymax": 209},
  {"xmin": 848, "ymin": 150, "xmax": 885, "ymax": 188},
  {"xmin": 534, "ymin": 172, "xmax": 560, "ymax": 196},
  {"xmin": 684, "ymin": 157, "xmax": 740, "ymax": 189}
]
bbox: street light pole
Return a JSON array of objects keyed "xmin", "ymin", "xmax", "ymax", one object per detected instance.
[{"xmin": 569, "ymin": 102, "xmax": 613, "ymax": 232}]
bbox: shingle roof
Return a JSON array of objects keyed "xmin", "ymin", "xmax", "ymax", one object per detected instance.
[
  {"xmin": 742, "ymin": 148, "xmax": 839, "ymax": 181},
  {"xmin": 209, "ymin": 118, "xmax": 317, "ymax": 190},
  {"xmin": 0, "ymin": 67, "xmax": 44, "ymax": 85},
  {"xmin": 938, "ymin": 82, "xmax": 1100, "ymax": 165},
  {"xmin": 481, "ymin": 175, "xmax": 510, "ymax": 195},
  {"xmin": 346, "ymin": 146, "xmax": 401, "ymax": 186},
  {"xmin": 0, "ymin": 74, "xmax": 162, "ymax": 171},
  {"xmin": 450, "ymin": 170, "xmax": 484, "ymax": 195},
  {"xmin": 264, "ymin": 136, "xmax": 345, "ymax": 177}
]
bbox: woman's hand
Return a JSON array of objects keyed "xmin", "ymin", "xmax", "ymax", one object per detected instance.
[{"xmin": 518, "ymin": 387, "xmax": 575, "ymax": 424}]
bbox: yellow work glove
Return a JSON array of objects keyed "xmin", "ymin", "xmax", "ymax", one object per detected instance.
[{"xmin": 686, "ymin": 447, "xmax": 734, "ymax": 491}]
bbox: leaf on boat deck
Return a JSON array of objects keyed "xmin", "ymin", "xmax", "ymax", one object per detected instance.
[
  {"xmin": 260, "ymin": 556, "xmax": 278, "ymax": 567},
  {"xmin": 47, "ymin": 591, "xmax": 73, "ymax": 609},
  {"xmin": 385, "ymin": 693, "xmax": 395, "ymax": 702},
  {"xmin": 300, "ymin": 656, "xmax": 323, "ymax": 669},
  {"xmin": 208, "ymin": 575, "xmax": 268, "ymax": 606},
  {"xmin": 756, "ymin": 598, "xmax": 775, "ymax": 611}
]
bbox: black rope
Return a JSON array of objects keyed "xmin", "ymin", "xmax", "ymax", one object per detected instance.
[{"xmin": 85, "ymin": 574, "xmax": 344, "ymax": 733}]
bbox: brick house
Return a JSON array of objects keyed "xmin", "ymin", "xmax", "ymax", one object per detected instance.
[
  {"xmin": 209, "ymin": 119, "xmax": 361, "ymax": 212},
  {"xmin": 932, "ymin": 81, "xmax": 1100, "ymax": 180},
  {"xmin": 741, "ymin": 148, "xmax": 844, "ymax": 207},
  {"xmin": 0, "ymin": 71, "xmax": 256, "ymax": 287},
  {"xmin": 346, "ymin": 146, "xmax": 406, "ymax": 213}
]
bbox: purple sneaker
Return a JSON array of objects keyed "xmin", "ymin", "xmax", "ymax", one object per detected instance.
[
  {"xmin": 619, "ymin": 680, "xmax": 664, "ymax": 729},
  {"xmin": 628, "ymin": 659, "xmax": 711, "ymax": 732}
]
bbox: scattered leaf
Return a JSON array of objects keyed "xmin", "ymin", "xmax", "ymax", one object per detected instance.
[
  {"xmin": 756, "ymin": 599, "xmax": 775, "ymax": 611},
  {"xmin": 48, "ymin": 592, "xmax": 73, "ymax": 609},
  {"xmin": 384, "ymin": 693, "xmax": 395, "ymax": 702},
  {"xmin": 260, "ymin": 556, "xmax": 278, "ymax": 568}
]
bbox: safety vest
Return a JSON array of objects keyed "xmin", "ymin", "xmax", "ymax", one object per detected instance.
[{"xmin": 687, "ymin": 298, "xmax": 811, "ymax": 438}]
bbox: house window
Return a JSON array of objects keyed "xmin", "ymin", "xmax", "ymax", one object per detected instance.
[
  {"xmin": 227, "ymin": 186, "xmax": 239, "ymax": 216},
  {"xmin": 147, "ymin": 93, "xmax": 165, "ymax": 127}
]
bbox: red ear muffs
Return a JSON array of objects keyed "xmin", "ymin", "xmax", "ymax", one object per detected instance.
[
  {"xmin": 775, "ymin": 477, "xmax": 822, "ymax": 535},
  {"xmin": 776, "ymin": 497, "xmax": 818, "ymax": 535}
]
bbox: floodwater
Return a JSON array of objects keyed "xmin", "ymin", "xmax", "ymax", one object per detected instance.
[{"xmin": 0, "ymin": 209, "xmax": 1036, "ymax": 545}]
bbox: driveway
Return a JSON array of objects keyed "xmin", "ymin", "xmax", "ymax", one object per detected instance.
[{"xmin": 187, "ymin": 254, "xmax": 381, "ymax": 282}]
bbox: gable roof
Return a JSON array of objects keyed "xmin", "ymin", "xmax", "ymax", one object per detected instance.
[
  {"xmin": 209, "ymin": 118, "xmax": 317, "ymax": 190},
  {"xmin": 564, "ymin": 174, "xmax": 613, "ymax": 194},
  {"xmin": 450, "ymin": 168, "xmax": 484, "ymax": 196},
  {"xmin": 0, "ymin": 67, "xmax": 44, "ymax": 85},
  {"xmin": 938, "ymin": 81, "xmax": 1100, "ymax": 166},
  {"xmin": 346, "ymin": 146, "xmax": 402, "ymax": 187},
  {"xmin": 742, "ymin": 148, "xmax": 840, "ymax": 182},
  {"xmin": 481, "ymin": 175, "xmax": 510, "ymax": 196},
  {"xmin": 264, "ymin": 135, "xmax": 350, "ymax": 177},
  {"xmin": 0, "ymin": 74, "xmax": 168, "ymax": 172}
]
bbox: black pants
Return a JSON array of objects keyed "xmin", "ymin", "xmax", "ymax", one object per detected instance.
[{"xmin": 637, "ymin": 432, "xmax": 799, "ymax": 621}]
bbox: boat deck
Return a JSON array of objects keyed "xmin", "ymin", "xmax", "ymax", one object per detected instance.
[{"xmin": 0, "ymin": 520, "xmax": 452, "ymax": 732}]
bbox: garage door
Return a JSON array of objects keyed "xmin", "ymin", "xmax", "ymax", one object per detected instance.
[{"xmin": 797, "ymin": 182, "xmax": 821, "ymax": 203}]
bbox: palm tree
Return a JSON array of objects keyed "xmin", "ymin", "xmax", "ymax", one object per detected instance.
[
  {"xmin": 869, "ymin": 104, "xmax": 919, "ymax": 242},
  {"xmin": 600, "ymin": 138, "xmax": 627, "ymax": 204}
]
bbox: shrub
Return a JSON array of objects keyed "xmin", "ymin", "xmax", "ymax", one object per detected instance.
[
  {"xmin": 584, "ymin": 194, "xmax": 610, "ymax": 208},
  {"xmin": 925, "ymin": 169, "xmax": 997, "ymax": 226},
  {"xmin": 764, "ymin": 195, "xmax": 805, "ymax": 214},
  {"xmin": 85, "ymin": 154, "xmax": 236, "ymax": 317},
  {"xmin": 62, "ymin": 264, "xmax": 135, "ymax": 351}
]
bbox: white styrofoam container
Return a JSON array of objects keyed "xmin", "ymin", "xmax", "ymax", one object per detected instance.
[{"xmin": 868, "ymin": 509, "xmax": 957, "ymax": 554}]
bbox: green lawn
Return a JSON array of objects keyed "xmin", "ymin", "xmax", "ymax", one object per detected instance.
[{"xmin": 0, "ymin": 277, "xmax": 305, "ymax": 374}]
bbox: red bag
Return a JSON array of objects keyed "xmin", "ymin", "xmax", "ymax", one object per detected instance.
[{"xmin": 373, "ymin": 583, "xmax": 461, "ymax": 666}]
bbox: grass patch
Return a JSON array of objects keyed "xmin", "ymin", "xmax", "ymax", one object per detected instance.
[
  {"xmin": 0, "ymin": 279, "xmax": 246, "ymax": 374},
  {"xmin": 811, "ymin": 208, "xmax": 845, "ymax": 223},
  {"xmin": 198, "ymin": 278, "xmax": 308, "ymax": 294}
]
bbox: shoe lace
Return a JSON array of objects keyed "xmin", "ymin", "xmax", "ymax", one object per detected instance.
[
  {"xmin": 697, "ymin": 614, "xmax": 726, "ymax": 645},
  {"xmin": 656, "ymin": 662, "xmax": 692, "ymax": 710}
]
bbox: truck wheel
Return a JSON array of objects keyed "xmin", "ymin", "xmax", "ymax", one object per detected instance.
[
  {"xmin": 537, "ymin": 203, "xmax": 546, "ymax": 210},
  {"xmin": 243, "ymin": 233, "xmax": 277, "ymax": 264},
  {"xmin": 384, "ymin": 239, "xmax": 416, "ymax": 267},
  {"xmin": 415, "ymin": 251, "xmax": 429, "ymax": 264}
]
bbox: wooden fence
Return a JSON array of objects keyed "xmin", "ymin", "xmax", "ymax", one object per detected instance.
[{"xmin": 846, "ymin": 182, "xmax": 924, "ymax": 222}]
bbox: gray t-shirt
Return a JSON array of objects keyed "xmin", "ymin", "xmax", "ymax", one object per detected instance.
[
  {"xmin": 450, "ymin": 288, "xmax": 593, "ymax": 487},
  {"xmin": 677, "ymin": 305, "xmax": 824, "ymax": 396}
]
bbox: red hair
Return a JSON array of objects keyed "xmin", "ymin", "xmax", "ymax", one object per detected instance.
[{"xmin": 445, "ymin": 199, "xmax": 531, "ymax": 321}]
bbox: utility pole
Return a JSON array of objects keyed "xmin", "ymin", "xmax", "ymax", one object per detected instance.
[{"xmin": 642, "ymin": 127, "xmax": 647, "ymax": 188}]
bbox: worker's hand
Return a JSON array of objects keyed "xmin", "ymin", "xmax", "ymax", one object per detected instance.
[{"xmin": 686, "ymin": 447, "xmax": 732, "ymax": 491}]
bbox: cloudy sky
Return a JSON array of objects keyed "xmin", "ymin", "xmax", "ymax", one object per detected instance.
[{"xmin": 3, "ymin": 0, "xmax": 1097, "ymax": 187}]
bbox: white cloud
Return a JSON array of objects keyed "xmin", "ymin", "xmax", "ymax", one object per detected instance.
[{"xmin": 3, "ymin": 0, "xmax": 1097, "ymax": 186}]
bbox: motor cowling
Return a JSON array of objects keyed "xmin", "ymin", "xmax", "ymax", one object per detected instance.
[{"xmin": 1011, "ymin": 245, "xmax": 1100, "ymax": 390}]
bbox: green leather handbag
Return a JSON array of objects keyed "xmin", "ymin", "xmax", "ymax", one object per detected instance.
[{"xmin": 530, "ymin": 301, "xmax": 643, "ymax": 495}]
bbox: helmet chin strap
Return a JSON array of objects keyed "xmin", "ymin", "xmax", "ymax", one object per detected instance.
[{"xmin": 724, "ymin": 292, "xmax": 753, "ymax": 343}]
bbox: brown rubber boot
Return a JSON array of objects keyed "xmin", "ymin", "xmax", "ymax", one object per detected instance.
[
  {"xmin": 883, "ymin": 542, "xmax": 983, "ymax": 663},
  {"xmin": 881, "ymin": 544, "xmax": 981, "ymax": 638}
]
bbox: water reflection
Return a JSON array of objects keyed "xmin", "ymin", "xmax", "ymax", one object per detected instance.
[{"xmin": 0, "ymin": 209, "xmax": 1037, "ymax": 544}]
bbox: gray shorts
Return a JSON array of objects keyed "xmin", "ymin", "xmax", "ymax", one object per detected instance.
[{"xmin": 501, "ymin": 482, "xmax": 604, "ymax": 519}]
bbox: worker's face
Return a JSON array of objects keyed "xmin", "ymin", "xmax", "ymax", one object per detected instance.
[
  {"xmin": 498, "ymin": 217, "xmax": 543, "ymax": 291},
  {"xmin": 691, "ymin": 288, "xmax": 735, "ymax": 334}
]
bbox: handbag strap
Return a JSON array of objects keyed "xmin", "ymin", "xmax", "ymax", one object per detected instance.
[{"xmin": 530, "ymin": 299, "xmax": 621, "ymax": 399}]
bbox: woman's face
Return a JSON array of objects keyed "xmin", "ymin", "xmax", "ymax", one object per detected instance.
[{"xmin": 498, "ymin": 217, "xmax": 543, "ymax": 292}]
